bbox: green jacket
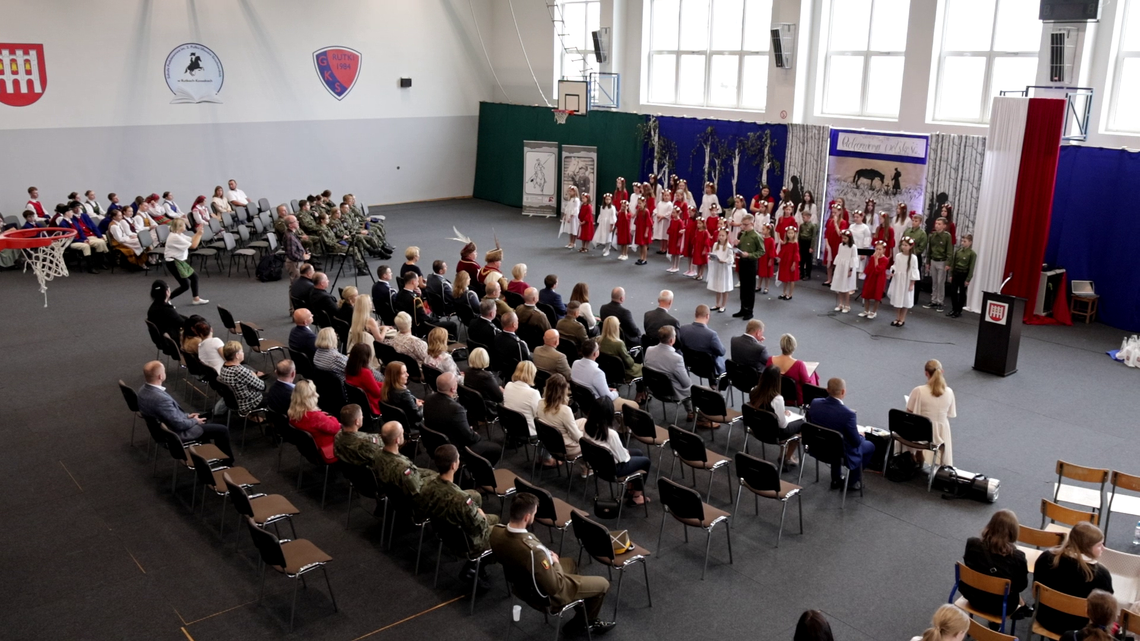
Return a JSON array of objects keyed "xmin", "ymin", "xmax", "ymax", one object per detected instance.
[
  {"xmin": 416, "ymin": 476, "xmax": 499, "ymax": 552},
  {"xmin": 737, "ymin": 229, "xmax": 764, "ymax": 259},
  {"xmin": 798, "ymin": 221, "xmax": 819, "ymax": 247},
  {"xmin": 374, "ymin": 449, "xmax": 437, "ymax": 499},
  {"xmin": 927, "ymin": 230, "xmax": 952, "ymax": 262},
  {"xmin": 903, "ymin": 227, "xmax": 928, "ymax": 256},
  {"xmin": 950, "ymin": 247, "xmax": 977, "ymax": 281},
  {"xmin": 333, "ymin": 430, "xmax": 382, "ymax": 468}
]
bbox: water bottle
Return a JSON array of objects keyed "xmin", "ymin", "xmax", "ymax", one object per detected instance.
[{"xmin": 1133, "ymin": 520, "xmax": 1140, "ymax": 546}]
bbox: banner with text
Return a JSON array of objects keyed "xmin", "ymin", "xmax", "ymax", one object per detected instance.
[
  {"xmin": 825, "ymin": 129, "xmax": 929, "ymax": 223},
  {"xmin": 560, "ymin": 145, "xmax": 597, "ymax": 217},
  {"xmin": 522, "ymin": 140, "xmax": 559, "ymax": 217}
]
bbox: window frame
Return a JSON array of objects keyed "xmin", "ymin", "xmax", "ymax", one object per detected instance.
[
  {"xmin": 930, "ymin": 0, "xmax": 1041, "ymax": 125},
  {"xmin": 557, "ymin": 0, "xmax": 600, "ymax": 82},
  {"xmin": 1107, "ymin": 0, "xmax": 1140, "ymax": 134},
  {"xmin": 819, "ymin": 0, "xmax": 909, "ymax": 119},
  {"xmin": 644, "ymin": 0, "xmax": 771, "ymax": 112}
]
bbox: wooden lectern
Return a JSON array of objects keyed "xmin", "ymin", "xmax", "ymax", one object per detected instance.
[{"xmin": 973, "ymin": 292, "xmax": 1026, "ymax": 377}]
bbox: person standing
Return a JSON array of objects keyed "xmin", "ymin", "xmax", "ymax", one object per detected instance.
[
  {"xmin": 888, "ymin": 237, "xmax": 921, "ymax": 327},
  {"xmin": 946, "ymin": 234, "xmax": 976, "ymax": 318},
  {"xmin": 904, "ymin": 359, "xmax": 957, "ymax": 468},
  {"xmin": 706, "ymin": 230, "xmax": 735, "ymax": 313},
  {"xmin": 733, "ymin": 214, "xmax": 763, "ymax": 320},
  {"xmin": 924, "ymin": 217, "xmax": 953, "ymax": 310}
]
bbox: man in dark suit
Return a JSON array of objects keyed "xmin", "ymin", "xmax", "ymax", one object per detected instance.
[
  {"xmin": 538, "ymin": 274, "xmax": 567, "ymax": 318},
  {"xmin": 371, "ymin": 264, "xmax": 395, "ymax": 322},
  {"xmin": 808, "ymin": 378, "xmax": 875, "ymax": 491},
  {"xmin": 730, "ymin": 319, "xmax": 770, "ymax": 372},
  {"xmin": 678, "ymin": 305, "xmax": 725, "ymax": 374},
  {"xmin": 422, "ymin": 372, "xmax": 502, "ymax": 463},
  {"xmin": 306, "ymin": 272, "xmax": 339, "ymax": 325},
  {"xmin": 137, "ymin": 361, "xmax": 233, "ymax": 462},
  {"xmin": 289, "ymin": 263, "xmax": 315, "ymax": 310},
  {"xmin": 425, "ymin": 260, "xmax": 453, "ymax": 313},
  {"xmin": 468, "ymin": 299, "xmax": 500, "ymax": 348},
  {"xmin": 264, "ymin": 359, "xmax": 297, "ymax": 415},
  {"xmin": 288, "ymin": 309, "xmax": 317, "ymax": 358},
  {"xmin": 599, "ymin": 287, "xmax": 641, "ymax": 346},
  {"xmin": 396, "ymin": 269, "xmax": 458, "ymax": 338},
  {"xmin": 643, "ymin": 289, "xmax": 681, "ymax": 350},
  {"xmin": 494, "ymin": 312, "xmax": 531, "ymax": 378}
]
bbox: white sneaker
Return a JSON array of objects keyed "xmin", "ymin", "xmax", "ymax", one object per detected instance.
[
  {"xmin": 841, "ymin": 306, "xmax": 850, "ymax": 313},
  {"xmin": 857, "ymin": 311, "xmax": 868, "ymax": 317},
  {"xmin": 619, "ymin": 255, "xmax": 628, "ymax": 261},
  {"xmin": 191, "ymin": 298, "xmax": 210, "ymax": 305},
  {"xmin": 834, "ymin": 306, "xmax": 842, "ymax": 312},
  {"xmin": 602, "ymin": 249, "xmax": 610, "ymax": 257}
]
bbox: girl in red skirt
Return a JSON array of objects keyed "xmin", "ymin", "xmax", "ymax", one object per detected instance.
[
  {"xmin": 690, "ymin": 217, "xmax": 711, "ymax": 280},
  {"xmin": 633, "ymin": 196, "xmax": 653, "ymax": 265},
  {"xmin": 777, "ymin": 225, "xmax": 800, "ymax": 300},
  {"xmin": 577, "ymin": 193, "xmax": 595, "ymax": 252},
  {"xmin": 666, "ymin": 205, "xmax": 685, "ymax": 272},
  {"xmin": 613, "ymin": 178, "xmax": 629, "ymax": 214},
  {"xmin": 756, "ymin": 224, "xmax": 776, "ymax": 295},
  {"xmin": 615, "ymin": 199, "xmax": 633, "ymax": 261},
  {"xmin": 682, "ymin": 196, "xmax": 699, "ymax": 277},
  {"xmin": 823, "ymin": 202, "xmax": 849, "ymax": 286},
  {"xmin": 859, "ymin": 240, "xmax": 889, "ymax": 319}
]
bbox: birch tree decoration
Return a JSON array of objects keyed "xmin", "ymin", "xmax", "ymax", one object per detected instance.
[
  {"xmin": 712, "ymin": 137, "xmax": 733, "ymax": 196},
  {"xmin": 637, "ymin": 116, "xmax": 677, "ymax": 183},
  {"xmin": 745, "ymin": 128, "xmax": 782, "ymax": 190},
  {"xmin": 693, "ymin": 126, "xmax": 720, "ymax": 184},
  {"xmin": 729, "ymin": 135, "xmax": 746, "ymax": 197}
]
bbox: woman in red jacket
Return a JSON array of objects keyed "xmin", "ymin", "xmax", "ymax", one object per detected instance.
[
  {"xmin": 344, "ymin": 342, "xmax": 383, "ymax": 415},
  {"xmin": 287, "ymin": 380, "xmax": 340, "ymax": 463}
]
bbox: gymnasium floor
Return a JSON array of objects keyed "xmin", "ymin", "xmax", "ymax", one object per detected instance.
[{"xmin": 2, "ymin": 198, "xmax": 1133, "ymax": 640}]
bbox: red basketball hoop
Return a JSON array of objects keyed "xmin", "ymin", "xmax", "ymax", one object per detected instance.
[
  {"xmin": 0, "ymin": 227, "xmax": 78, "ymax": 307},
  {"xmin": 553, "ymin": 108, "xmax": 574, "ymax": 124}
]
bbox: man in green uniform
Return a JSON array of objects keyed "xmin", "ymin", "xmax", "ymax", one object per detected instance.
[
  {"xmin": 490, "ymin": 493, "xmax": 616, "ymax": 636},
  {"xmin": 798, "ymin": 209, "xmax": 819, "ymax": 280},
  {"xmin": 337, "ymin": 203, "xmax": 385, "ymax": 258},
  {"xmin": 333, "ymin": 404, "xmax": 383, "ymax": 467},
  {"xmin": 296, "ymin": 201, "xmax": 325, "ymax": 255},
  {"xmin": 947, "ymin": 233, "xmax": 976, "ymax": 318},
  {"xmin": 328, "ymin": 208, "xmax": 370, "ymax": 275},
  {"xmin": 902, "ymin": 213, "xmax": 928, "ymax": 273},
  {"xmin": 418, "ymin": 444, "xmax": 499, "ymax": 587},
  {"xmin": 733, "ymin": 214, "xmax": 764, "ymax": 320},
  {"xmin": 345, "ymin": 193, "xmax": 392, "ymax": 253},
  {"xmin": 924, "ymin": 216, "xmax": 953, "ymax": 310},
  {"xmin": 374, "ymin": 421, "xmax": 438, "ymax": 504}
]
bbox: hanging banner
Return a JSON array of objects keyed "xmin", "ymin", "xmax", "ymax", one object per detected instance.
[
  {"xmin": 825, "ymin": 129, "xmax": 928, "ymax": 217},
  {"xmin": 560, "ymin": 144, "xmax": 597, "ymax": 216},
  {"xmin": 522, "ymin": 140, "xmax": 558, "ymax": 217}
]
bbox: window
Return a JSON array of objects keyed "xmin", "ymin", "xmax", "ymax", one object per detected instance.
[
  {"xmin": 1108, "ymin": 0, "xmax": 1140, "ymax": 132},
  {"xmin": 931, "ymin": 0, "xmax": 1041, "ymax": 123},
  {"xmin": 820, "ymin": 0, "xmax": 910, "ymax": 119},
  {"xmin": 646, "ymin": 0, "xmax": 773, "ymax": 111},
  {"xmin": 557, "ymin": 0, "xmax": 600, "ymax": 81}
]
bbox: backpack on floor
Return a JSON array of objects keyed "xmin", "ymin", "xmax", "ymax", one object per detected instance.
[{"xmin": 256, "ymin": 254, "xmax": 284, "ymax": 282}]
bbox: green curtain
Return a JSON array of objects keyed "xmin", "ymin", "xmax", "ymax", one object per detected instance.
[{"xmin": 473, "ymin": 102, "xmax": 646, "ymax": 208}]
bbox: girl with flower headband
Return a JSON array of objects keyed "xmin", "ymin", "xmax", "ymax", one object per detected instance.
[
  {"xmin": 699, "ymin": 181, "xmax": 720, "ymax": 218},
  {"xmin": 595, "ymin": 193, "xmax": 617, "ymax": 256},
  {"xmin": 888, "ymin": 236, "xmax": 921, "ymax": 327},
  {"xmin": 577, "ymin": 192, "xmax": 595, "ymax": 252},
  {"xmin": 634, "ymin": 195, "xmax": 654, "ymax": 265},
  {"xmin": 678, "ymin": 179, "xmax": 697, "ymax": 210},
  {"xmin": 613, "ymin": 178, "xmax": 629, "ymax": 211},
  {"xmin": 615, "ymin": 198, "xmax": 633, "ymax": 261},
  {"xmin": 775, "ymin": 201, "xmax": 798, "ymax": 251},
  {"xmin": 859, "ymin": 240, "xmax": 890, "ymax": 319},
  {"xmin": 681, "ymin": 191, "xmax": 700, "ymax": 277},
  {"xmin": 665, "ymin": 204, "xmax": 686, "ymax": 273},
  {"xmin": 559, "ymin": 185, "xmax": 580, "ymax": 249},
  {"xmin": 756, "ymin": 223, "xmax": 776, "ymax": 295},
  {"xmin": 872, "ymin": 211, "xmax": 896, "ymax": 255},
  {"xmin": 707, "ymin": 228, "xmax": 734, "ymax": 311},
  {"xmin": 653, "ymin": 188, "xmax": 674, "ymax": 254},
  {"xmin": 830, "ymin": 229, "xmax": 858, "ymax": 312},
  {"xmin": 776, "ymin": 225, "xmax": 800, "ymax": 300},
  {"xmin": 690, "ymin": 217, "xmax": 711, "ymax": 280},
  {"xmin": 822, "ymin": 201, "xmax": 849, "ymax": 285},
  {"xmin": 891, "ymin": 202, "xmax": 910, "ymax": 255},
  {"xmin": 728, "ymin": 194, "xmax": 747, "ymax": 244}
]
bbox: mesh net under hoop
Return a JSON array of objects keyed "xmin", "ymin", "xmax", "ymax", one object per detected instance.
[
  {"xmin": 0, "ymin": 228, "xmax": 76, "ymax": 307},
  {"xmin": 552, "ymin": 109, "xmax": 573, "ymax": 124}
]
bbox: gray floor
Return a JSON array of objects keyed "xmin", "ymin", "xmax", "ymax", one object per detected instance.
[{"xmin": 1, "ymin": 198, "xmax": 1135, "ymax": 641}]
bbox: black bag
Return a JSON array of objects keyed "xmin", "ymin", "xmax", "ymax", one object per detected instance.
[
  {"xmin": 885, "ymin": 452, "xmax": 920, "ymax": 482},
  {"xmin": 256, "ymin": 254, "xmax": 284, "ymax": 282},
  {"xmin": 593, "ymin": 498, "xmax": 620, "ymax": 520}
]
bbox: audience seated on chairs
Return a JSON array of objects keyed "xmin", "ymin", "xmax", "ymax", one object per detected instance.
[
  {"xmin": 397, "ymin": 268, "xmax": 459, "ymax": 338},
  {"xmin": 186, "ymin": 318, "xmax": 225, "ymax": 374},
  {"xmin": 383, "ymin": 311, "xmax": 429, "ymax": 366},
  {"xmin": 572, "ymin": 338, "xmax": 640, "ymax": 413},
  {"xmin": 909, "ymin": 604, "xmax": 969, "ymax": 641},
  {"xmin": 794, "ymin": 610, "xmax": 836, "ymax": 641},
  {"xmin": 507, "ymin": 263, "xmax": 529, "ymax": 296},
  {"xmin": 557, "ymin": 301, "xmax": 589, "ymax": 345},
  {"xmin": 287, "ymin": 380, "xmax": 340, "ymax": 464},
  {"xmin": 290, "ymin": 263, "xmax": 316, "ymax": 309},
  {"xmin": 905, "ymin": 359, "xmax": 957, "ymax": 469},
  {"xmin": 463, "ymin": 347, "xmax": 504, "ymax": 404},
  {"xmin": 679, "ymin": 304, "xmax": 726, "ymax": 374},
  {"xmin": 380, "ymin": 361, "xmax": 423, "ymax": 428},
  {"xmin": 808, "ymin": 378, "xmax": 874, "ymax": 491},
  {"xmin": 344, "ymin": 343, "xmax": 384, "ymax": 415},
  {"xmin": 424, "ymin": 372, "xmax": 502, "ymax": 463},
  {"xmin": 148, "ymin": 280, "xmax": 185, "ymax": 343},
  {"xmin": 533, "ymin": 329, "xmax": 572, "ymax": 380},
  {"xmin": 537, "ymin": 374, "xmax": 587, "ymax": 470},
  {"xmin": 569, "ymin": 282, "xmax": 596, "ymax": 331},
  {"xmin": 516, "ymin": 287, "xmax": 552, "ymax": 332},
  {"xmin": 1033, "ymin": 522, "xmax": 1113, "ymax": 635},
  {"xmin": 599, "ymin": 316, "xmax": 641, "ymax": 379},
  {"xmin": 585, "ymin": 397, "xmax": 650, "ymax": 506},
  {"xmin": 767, "ymin": 333, "xmax": 819, "ymax": 405},
  {"xmin": 417, "ymin": 444, "xmax": 500, "ymax": 588},
  {"xmin": 643, "ymin": 289, "xmax": 682, "ymax": 349},
  {"xmin": 400, "ymin": 246, "xmax": 425, "ymax": 284},
  {"xmin": 452, "ymin": 270, "xmax": 480, "ymax": 316},
  {"xmin": 136, "ymin": 361, "xmax": 233, "ymax": 464},
  {"xmin": 469, "ymin": 299, "xmax": 501, "ymax": 347},
  {"xmin": 371, "ymin": 265, "xmax": 395, "ymax": 314},
  {"xmin": 540, "ymin": 274, "xmax": 568, "ymax": 318},
  {"xmin": 347, "ymin": 294, "xmax": 387, "ymax": 368},
  {"xmin": 217, "ymin": 341, "xmax": 266, "ymax": 415},
  {"xmin": 490, "ymin": 493, "xmax": 615, "ymax": 636},
  {"xmin": 375, "ymin": 421, "xmax": 437, "ymax": 497},
  {"xmin": 313, "ymin": 328, "xmax": 347, "ymax": 382},
  {"xmin": 731, "ymin": 319, "xmax": 770, "ymax": 372},
  {"xmin": 426, "ymin": 259, "xmax": 454, "ymax": 308},
  {"xmin": 959, "ymin": 509, "xmax": 1029, "ymax": 621},
  {"xmin": 748, "ymin": 365, "xmax": 805, "ymax": 466},
  {"xmin": 264, "ymin": 359, "xmax": 297, "ymax": 416},
  {"xmin": 1061, "ymin": 590, "xmax": 1117, "ymax": 641},
  {"xmin": 289, "ymin": 308, "xmax": 318, "ymax": 359},
  {"xmin": 599, "ymin": 286, "xmax": 642, "ymax": 346},
  {"xmin": 642, "ymin": 327, "xmax": 694, "ymax": 419},
  {"xmin": 503, "ymin": 361, "xmax": 542, "ymax": 438},
  {"xmin": 333, "ymin": 404, "xmax": 383, "ymax": 468},
  {"xmin": 107, "ymin": 209, "xmax": 149, "ymax": 270},
  {"xmin": 424, "ymin": 327, "xmax": 460, "ymax": 379},
  {"xmin": 482, "ymin": 281, "xmax": 511, "ymax": 318},
  {"xmin": 58, "ymin": 200, "xmax": 109, "ymax": 273},
  {"xmin": 494, "ymin": 312, "xmax": 531, "ymax": 377},
  {"xmin": 335, "ymin": 286, "xmax": 357, "ymax": 327},
  {"xmin": 307, "ymin": 273, "xmax": 339, "ymax": 325}
]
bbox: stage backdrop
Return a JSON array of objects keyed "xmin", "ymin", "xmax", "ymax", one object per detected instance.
[
  {"xmin": 1046, "ymin": 145, "xmax": 1140, "ymax": 331},
  {"xmin": 522, "ymin": 140, "xmax": 558, "ymax": 217},
  {"xmin": 825, "ymin": 129, "xmax": 929, "ymax": 217},
  {"xmin": 924, "ymin": 133, "xmax": 986, "ymax": 238},
  {"xmin": 561, "ymin": 145, "xmax": 597, "ymax": 214},
  {"xmin": 650, "ymin": 116, "xmax": 787, "ymax": 206},
  {"xmin": 473, "ymin": 102, "xmax": 644, "ymax": 209}
]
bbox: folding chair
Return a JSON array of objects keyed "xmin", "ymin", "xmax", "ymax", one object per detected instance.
[
  {"xmin": 1039, "ymin": 498, "xmax": 1099, "ymax": 533},
  {"xmin": 798, "ymin": 423, "xmax": 862, "ymax": 509},
  {"xmin": 1052, "ymin": 460, "xmax": 1109, "ymax": 515},
  {"xmin": 1105, "ymin": 470, "xmax": 1140, "ymax": 535},
  {"xmin": 571, "ymin": 510, "xmax": 652, "ymax": 622},
  {"xmin": 656, "ymin": 477, "xmax": 732, "ymax": 580},
  {"xmin": 240, "ymin": 321, "xmax": 286, "ymax": 368},
  {"xmin": 732, "ymin": 452, "xmax": 803, "ymax": 547},
  {"xmin": 245, "ymin": 516, "xmax": 337, "ymax": 632},
  {"xmin": 948, "ymin": 561, "xmax": 1014, "ymax": 633},
  {"xmin": 623, "ymin": 405, "xmax": 669, "ymax": 484},
  {"xmin": 188, "ymin": 447, "xmax": 260, "ymax": 536},
  {"xmin": 666, "ymin": 425, "xmax": 732, "ymax": 504}
]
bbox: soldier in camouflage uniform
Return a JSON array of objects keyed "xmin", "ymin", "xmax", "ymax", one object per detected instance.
[
  {"xmin": 332, "ymin": 405, "xmax": 383, "ymax": 468},
  {"xmin": 274, "ymin": 204, "xmax": 315, "ymax": 256},
  {"xmin": 338, "ymin": 202, "xmax": 385, "ymax": 258},
  {"xmin": 374, "ymin": 421, "xmax": 439, "ymax": 503},
  {"xmin": 327, "ymin": 209, "xmax": 370, "ymax": 275},
  {"xmin": 295, "ymin": 200, "xmax": 324, "ymax": 255},
  {"xmin": 418, "ymin": 444, "xmax": 499, "ymax": 585},
  {"xmin": 345, "ymin": 193, "xmax": 391, "ymax": 253}
]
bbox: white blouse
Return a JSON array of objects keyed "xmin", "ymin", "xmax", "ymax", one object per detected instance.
[
  {"xmin": 578, "ymin": 301, "xmax": 597, "ymax": 329},
  {"xmin": 164, "ymin": 232, "xmax": 193, "ymax": 261},
  {"xmin": 503, "ymin": 380, "xmax": 541, "ymax": 436},
  {"xmin": 589, "ymin": 428, "xmax": 631, "ymax": 464}
]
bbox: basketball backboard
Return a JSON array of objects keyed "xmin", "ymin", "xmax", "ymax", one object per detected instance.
[{"xmin": 557, "ymin": 80, "xmax": 589, "ymax": 113}]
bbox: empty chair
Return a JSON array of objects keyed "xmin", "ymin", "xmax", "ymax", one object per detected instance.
[
  {"xmin": 464, "ymin": 446, "xmax": 518, "ymax": 516},
  {"xmin": 656, "ymin": 477, "xmax": 732, "ymax": 580},
  {"xmin": 514, "ymin": 477, "xmax": 581, "ymax": 555},
  {"xmin": 1095, "ymin": 546, "xmax": 1140, "ymax": 608},
  {"xmin": 570, "ymin": 510, "xmax": 652, "ymax": 622},
  {"xmin": 224, "ymin": 471, "xmax": 300, "ymax": 541},
  {"xmin": 690, "ymin": 385, "xmax": 741, "ymax": 448},
  {"xmin": 948, "ymin": 561, "xmax": 1014, "ymax": 633},
  {"xmin": 797, "ymin": 423, "xmax": 862, "ymax": 509},
  {"xmin": 223, "ymin": 231, "xmax": 257, "ymax": 277},
  {"xmin": 119, "ymin": 380, "xmax": 143, "ymax": 447},
  {"xmin": 342, "ymin": 462, "xmax": 387, "ymax": 531},
  {"xmin": 1122, "ymin": 607, "xmax": 1140, "ymax": 640},
  {"xmin": 245, "ymin": 516, "xmax": 337, "ymax": 632},
  {"xmin": 240, "ymin": 322, "xmax": 286, "ymax": 368},
  {"xmin": 1052, "ymin": 460, "xmax": 1109, "ymax": 515},
  {"xmin": 666, "ymin": 425, "xmax": 732, "ymax": 504},
  {"xmin": 216, "ymin": 306, "xmax": 243, "ymax": 338},
  {"xmin": 1040, "ymin": 498, "xmax": 1099, "ymax": 533},
  {"xmin": 623, "ymin": 405, "xmax": 669, "ymax": 484},
  {"xmin": 741, "ymin": 405, "xmax": 802, "ymax": 475},
  {"xmin": 732, "ymin": 452, "xmax": 803, "ymax": 547},
  {"xmin": 158, "ymin": 423, "xmax": 226, "ymax": 504},
  {"xmin": 1105, "ymin": 470, "xmax": 1140, "ymax": 535},
  {"xmin": 882, "ymin": 408, "xmax": 942, "ymax": 492},
  {"xmin": 188, "ymin": 447, "xmax": 260, "ymax": 536}
]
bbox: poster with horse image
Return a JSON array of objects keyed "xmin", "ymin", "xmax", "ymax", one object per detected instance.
[{"xmin": 824, "ymin": 129, "xmax": 928, "ymax": 223}]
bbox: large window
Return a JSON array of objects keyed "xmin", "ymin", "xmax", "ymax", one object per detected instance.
[
  {"xmin": 931, "ymin": 0, "xmax": 1041, "ymax": 123},
  {"xmin": 820, "ymin": 0, "xmax": 910, "ymax": 119},
  {"xmin": 646, "ymin": 0, "xmax": 773, "ymax": 111},
  {"xmin": 558, "ymin": 0, "xmax": 600, "ymax": 81},
  {"xmin": 1108, "ymin": 0, "xmax": 1140, "ymax": 133}
]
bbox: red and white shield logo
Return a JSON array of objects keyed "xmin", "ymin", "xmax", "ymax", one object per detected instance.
[
  {"xmin": 0, "ymin": 44, "xmax": 47, "ymax": 107},
  {"xmin": 986, "ymin": 301, "xmax": 1008, "ymax": 325}
]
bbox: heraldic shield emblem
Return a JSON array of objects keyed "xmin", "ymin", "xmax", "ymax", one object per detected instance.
[
  {"xmin": 0, "ymin": 43, "xmax": 47, "ymax": 107},
  {"xmin": 314, "ymin": 46, "xmax": 361, "ymax": 100}
]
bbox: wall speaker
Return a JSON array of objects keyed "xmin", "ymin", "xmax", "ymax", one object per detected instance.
[
  {"xmin": 770, "ymin": 24, "xmax": 795, "ymax": 69},
  {"xmin": 1040, "ymin": 0, "xmax": 1100, "ymax": 22},
  {"xmin": 591, "ymin": 27, "xmax": 609, "ymax": 64},
  {"xmin": 399, "ymin": 78, "xmax": 412, "ymax": 88}
]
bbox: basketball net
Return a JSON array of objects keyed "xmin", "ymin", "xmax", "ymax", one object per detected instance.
[
  {"xmin": 22, "ymin": 234, "xmax": 74, "ymax": 307},
  {"xmin": 553, "ymin": 109, "xmax": 573, "ymax": 125}
]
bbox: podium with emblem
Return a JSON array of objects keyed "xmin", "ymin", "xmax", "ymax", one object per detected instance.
[{"xmin": 973, "ymin": 292, "xmax": 1025, "ymax": 376}]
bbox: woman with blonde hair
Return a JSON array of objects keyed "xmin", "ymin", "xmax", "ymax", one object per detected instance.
[
  {"xmin": 960, "ymin": 509, "xmax": 1028, "ymax": 617},
  {"xmin": 287, "ymin": 380, "xmax": 340, "ymax": 463},
  {"xmin": 569, "ymin": 282, "xmax": 597, "ymax": 331},
  {"xmin": 537, "ymin": 374, "xmax": 586, "ymax": 462},
  {"xmin": 162, "ymin": 217, "xmax": 207, "ymax": 304},
  {"xmin": 347, "ymin": 294, "xmax": 386, "ymax": 357},
  {"xmin": 599, "ymin": 315, "xmax": 641, "ymax": 379},
  {"xmin": 1035, "ymin": 522, "xmax": 1113, "ymax": 635},
  {"xmin": 313, "ymin": 327, "xmax": 347, "ymax": 381},
  {"xmin": 379, "ymin": 361, "xmax": 423, "ymax": 427},
  {"xmin": 335, "ymin": 285, "xmax": 357, "ymax": 326},
  {"xmin": 909, "ymin": 604, "xmax": 968, "ymax": 641},
  {"xmin": 383, "ymin": 311, "xmax": 428, "ymax": 365},
  {"xmin": 905, "ymin": 359, "xmax": 957, "ymax": 467},
  {"xmin": 452, "ymin": 270, "xmax": 480, "ymax": 314},
  {"xmin": 503, "ymin": 361, "xmax": 541, "ymax": 437},
  {"xmin": 424, "ymin": 326, "xmax": 459, "ymax": 379},
  {"xmin": 464, "ymin": 347, "xmax": 503, "ymax": 403},
  {"xmin": 766, "ymin": 333, "xmax": 819, "ymax": 404},
  {"xmin": 507, "ymin": 263, "xmax": 529, "ymax": 295}
]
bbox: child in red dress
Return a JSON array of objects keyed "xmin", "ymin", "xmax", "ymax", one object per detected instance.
[
  {"xmin": 859, "ymin": 241, "xmax": 889, "ymax": 319},
  {"xmin": 577, "ymin": 193, "xmax": 595, "ymax": 252},
  {"xmin": 823, "ymin": 202, "xmax": 849, "ymax": 286},
  {"xmin": 633, "ymin": 196, "xmax": 653, "ymax": 265},
  {"xmin": 682, "ymin": 198, "xmax": 699, "ymax": 277},
  {"xmin": 774, "ymin": 202, "xmax": 798, "ymax": 250},
  {"xmin": 613, "ymin": 178, "xmax": 629, "ymax": 214},
  {"xmin": 777, "ymin": 226, "xmax": 800, "ymax": 300},
  {"xmin": 666, "ymin": 205, "xmax": 685, "ymax": 273},
  {"xmin": 756, "ymin": 224, "xmax": 776, "ymax": 295},
  {"xmin": 615, "ymin": 199, "xmax": 633, "ymax": 261},
  {"xmin": 690, "ymin": 217, "xmax": 711, "ymax": 281},
  {"xmin": 872, "ymin": 213, "xmax": 895, "ymax": 255}
]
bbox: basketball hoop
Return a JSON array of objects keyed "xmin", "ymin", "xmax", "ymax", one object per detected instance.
[
  {"xmin": 553, "ymin": 108, "xmax": 574, "ymax": 124},
  {"xmin": 0, "ymin": 227, "xmax": 77, "ymax": 307}
]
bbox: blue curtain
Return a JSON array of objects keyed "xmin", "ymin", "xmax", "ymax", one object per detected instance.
[
  {"xmin": 652, "ymin": 116, "xmax": 788, "ymax": 203},
  {"xmin": 1045, "ymin": 146, "xmax": 1140, "ymax": 330}
]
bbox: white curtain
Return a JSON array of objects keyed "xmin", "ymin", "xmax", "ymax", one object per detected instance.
[{"xmin": 967, "ymin": 97, "xmax": 1029, "ymax": 313}]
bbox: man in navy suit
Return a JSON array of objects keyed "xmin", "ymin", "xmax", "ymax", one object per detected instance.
[
  {"xmin": 137, "ymin": 361, "xmax": 233, "ymax": 462},
  {"xmin": 808, "ymin": 378, "xmax": 875, "ymax": 491},
  {"xmin": 371, "ymin": 265, "xmax": 396, "ymax": 323},
  {"xmin": 288, "ymin": 309, "xmax": 317, "ymax": 358},
  {"xmin": 538, "ymin": 274, "xmax": 567, "ymax": 318},
  {"xmin": 264, "ymin": 359, "xmax": 297, "ymax": 415},
  {"xmin": 678, "ymin": 305, "xmax": 725, "ymax": 374}
]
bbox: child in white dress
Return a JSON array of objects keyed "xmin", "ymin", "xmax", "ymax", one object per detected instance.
[
  {"xmin": 706, "ymin": 229, "xmax": 734, "ymax": 312},
  {"xmin": 847, "ymin": 210, "xmax": 872, "ymax": 277},
  {"xmin": 830, "ymin": 230, "xmax": 858, "ymax": 313},
  {"xmin": 653, "ymin": 188, "xmax": 673, "ymax": 254},
  {"xmin": 888, "ymin": 237, "xmax": 921, "ymax": 327},
  {"xmin": 728, "ymin": 195, "xmax": 747, "ymax": 244},
  {"xmin": 699, "ymin": 182, "xmax": 719, "ymax": 218},
  {"xmin": 595, "ymin": 193, "xmax": 617, "ymax": 255},
  {"xmin": 559, "ymin": 185, "xmax": 580, "ymax": 248}
]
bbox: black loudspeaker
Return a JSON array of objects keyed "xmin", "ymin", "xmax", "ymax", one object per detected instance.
[
  {"xmin": 771, "ymin": 28, "xmax": 786, "ymax": 68},
  {"xmin": 1040, "ymin": 0, "xmax": 1100, "ymax": 22},
  {"xmin": 399, "ymin": 78, "xmax": 412, "ymax": 88},
  {"xmin": 591, "ymin": 30, "xmax": 607, "ymax": 63}
]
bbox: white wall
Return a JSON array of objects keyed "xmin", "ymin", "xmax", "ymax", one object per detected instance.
[{"xmin": 0, "ymin": 0, "xmax": 494, "ymax": 213}]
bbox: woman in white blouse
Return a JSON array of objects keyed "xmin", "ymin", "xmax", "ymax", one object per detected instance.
[
  {"xmin": 503, "ymin": 361, "xmax": 542, "ymax": 436},
  {"xmin": 536, "ymin": 373, "xmax": 586, "ymax": 461},
  {"xmin": 747, "ymin": 366, "xmax": 804, "ymax": 465},
  {"xmin": 107, "ymin": 210, "xmax": 148, "ymax": 268},
  {"xmin": 584, "ymin": 397, "xmax": 651, "ymax": 505},
  {"xmin": 211, "ymin": 186, "xmax": 233, "ymax": 216},
  {"xmin": 569, "ymin": 282, "xmax": 597, "ymax": 332},
  {"xmin": 905, "ymin": 359, "xmax": 957, "ymax": 468},
  {"xmin": 162, "ymin": 218, "xmax": 208, "ymax": 304}
]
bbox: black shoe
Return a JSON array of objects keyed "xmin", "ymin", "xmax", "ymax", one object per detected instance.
[
  {"xmin": 829, "ymin": 480, "xmax": 843, "ymax": 490},
  {"xmin": 635, "ymin": 259, "xmax": 647, "ymax": 265},
  {"xmin": 587, "ymin": 621, "xmax": 617, "ymax": 636},
  {"xmin": 731, "ymin": 310, "xmax": 745, "ymax": 317},
  {"xmin": 382, "ymin": 243, "xmax": 395, "ymax": 252},
  {"xmin": 742, "ymin": 314, "xmax": 753, "ymax": 320},
  {"xmin": 922, "ymin": 302, "xmax": 937, "ymax": 309},
  {"xmin": 355, "ymin": 267, "xmax": 370, "ymax": 276},
  {"xmin": 655, "ymin": 250, "xmax": 667, "ymax": 255},
  {"xmin": 86, "ymin": 267, "xmax": 102, "ymax": 274}
]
